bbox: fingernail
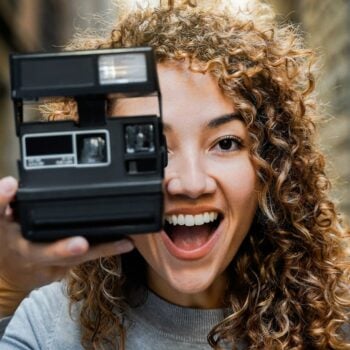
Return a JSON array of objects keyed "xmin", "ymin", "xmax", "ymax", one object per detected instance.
[
  {"xmin": 115, "ymin": 239, "xmax": 134, "ymax": 253},
  {"xmin": 0, "ymin": 176, "xmax": 17, "ymax": 195},
  {"xmin": 67, "ymin": 237, "xmax": 88, "ymax": 255}
]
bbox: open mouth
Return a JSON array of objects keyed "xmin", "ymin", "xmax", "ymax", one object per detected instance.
[{"xmin": 163, "ymin": 212, "xmax": 222, "ymax": 251}]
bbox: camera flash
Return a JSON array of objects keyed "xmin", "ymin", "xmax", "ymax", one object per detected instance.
[{"xmin": 98, "ymin": 53, "xmax": 147, "ymax": 85}]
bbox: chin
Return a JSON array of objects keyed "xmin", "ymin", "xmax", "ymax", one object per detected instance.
[{"xmin": 165, "ymin": 267, "xmax": 218, "ymax": 294}]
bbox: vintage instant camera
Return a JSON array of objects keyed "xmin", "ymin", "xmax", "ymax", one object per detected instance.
[{"xmin": 10, "ymin": 47, "xmax": 167, "ymax": 242}]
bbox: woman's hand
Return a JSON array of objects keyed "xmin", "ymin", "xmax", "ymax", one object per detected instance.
[{"xmin": 0, "ymin": 176, "xmax": 135, "ymax": 317}]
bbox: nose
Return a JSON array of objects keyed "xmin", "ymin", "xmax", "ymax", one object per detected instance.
[{"xmin": 165, "ymin": 152, "xmax": 217, "ymax": 199}]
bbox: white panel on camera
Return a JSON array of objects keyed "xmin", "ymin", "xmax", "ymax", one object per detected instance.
[{"xmin": 98, "ymin": 53, "xmax": 147, "ymax": 85}]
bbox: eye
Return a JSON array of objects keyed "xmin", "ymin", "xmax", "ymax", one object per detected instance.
[{"xmin": 212, "ymin": 136, "xmax": 243, "ymax": 152}]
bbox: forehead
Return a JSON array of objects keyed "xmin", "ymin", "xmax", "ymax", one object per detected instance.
[{"xmin": 111, "ymin": 61, "xmax": 234, "ymax": 119}]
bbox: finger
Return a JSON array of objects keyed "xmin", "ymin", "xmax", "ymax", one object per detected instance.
[
  {"xmin": 52, "ymin": 238, "xmax": 135, "ymax": 267},
  {"xmin": 9, "ymin": 235, "xmax": 88, "ymax": 268},
  {"xmin": 23, "ymin": 236, "xmax": 90, "ymax": 264},
  {"xmin": 1, "ymin": 221, "xmax": 22, "ymax": 251},
  {"xmin": 12, "ymin": 233, "xmax": 134, "ymax": 267},
  {"xmin": 77, "ymin": 239, "xmax": 135, "ymax": 262},
  {"xmin": 5, "ymin": 205, "xmax": 13, "ymax": 218},
  {"xmin": 0, "ymin": 177, "xmax": 18, "ymax": 216}
]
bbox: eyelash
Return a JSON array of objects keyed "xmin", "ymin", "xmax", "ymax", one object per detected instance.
[{"xmin": 212, "ymin": 135, "xmax": 244, "ymax": 153}]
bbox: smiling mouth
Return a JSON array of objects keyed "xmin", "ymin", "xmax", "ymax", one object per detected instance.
[{"xmin": 163, "ymin": 212, "xmax": 222, "ymax": 251}]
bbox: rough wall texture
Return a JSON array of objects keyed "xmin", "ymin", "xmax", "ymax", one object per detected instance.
[
  {"xmin": 297, "ymin": 0, "xmax": 350, "ymax": 219},
  {"xmin": 271, "ymin": 0, "xmax": 350, "ymax": 219}
]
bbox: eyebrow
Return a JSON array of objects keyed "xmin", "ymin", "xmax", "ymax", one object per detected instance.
[
  {"xmin": 206, "ymin": 113, "xmax": 243, "ymax": 129},
  {"xmin": 163, "ymin": 113, "xmax": 243, "ymax": 132}
]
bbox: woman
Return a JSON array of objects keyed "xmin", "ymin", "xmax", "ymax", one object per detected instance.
[{"xmin": 1, "ymin": 1, "xmax": 349, "ymax": 349}]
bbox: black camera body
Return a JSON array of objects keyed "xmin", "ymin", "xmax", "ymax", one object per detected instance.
[{"xmin": 10, "ymin": 47, "xmax": 167, "ymax": 242}]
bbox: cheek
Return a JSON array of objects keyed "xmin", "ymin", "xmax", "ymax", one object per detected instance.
[{"xmin": 214, "ymin": 158, "xmax": 257, "ymax": 202}]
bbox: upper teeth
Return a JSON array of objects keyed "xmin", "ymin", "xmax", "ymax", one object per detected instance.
[{"xmin": 165, "ymin": 212, "xmax": 219, "ymax": 227}]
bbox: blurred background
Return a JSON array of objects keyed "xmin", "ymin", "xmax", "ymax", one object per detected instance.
[{"xmin": 0, "ymin": 0, "xmax": 349, "ymax": 218}]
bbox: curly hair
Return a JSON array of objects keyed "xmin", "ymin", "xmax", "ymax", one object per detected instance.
[{"xmin": 43, "ymin": 1, "xmax": 350, "ymax": 349}]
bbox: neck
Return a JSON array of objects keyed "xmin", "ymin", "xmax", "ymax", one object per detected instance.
[{"xmin": 147, "ymin": 269, "xmax": 228, "ymax": 309}]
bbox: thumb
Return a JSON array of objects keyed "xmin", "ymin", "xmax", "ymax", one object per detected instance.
[{"xmin": 0, "ymin": 177, "xmax": 18, "ymax": 216}]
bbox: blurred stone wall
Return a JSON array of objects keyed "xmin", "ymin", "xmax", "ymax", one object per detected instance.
[
  {"xmin": 271, "ymin": 0, "xmax": 350, "ymax": 219},
  {"xmin": 298, "ymin": 0, "xmax": 350, "ymax": 218}
]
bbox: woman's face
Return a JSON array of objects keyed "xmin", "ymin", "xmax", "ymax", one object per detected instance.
[{"xmin": 112, "ymin": 62, "xmax": 258, "ymax": 308}]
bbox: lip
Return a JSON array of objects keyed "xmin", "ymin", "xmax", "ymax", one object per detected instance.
[
  {"xmin": 160, "ymin": 215, "xmax": 223, "ymax": 261},
  {"xmin": 165, "ymin": 206, "xmax": 223, "ymax": 216}
]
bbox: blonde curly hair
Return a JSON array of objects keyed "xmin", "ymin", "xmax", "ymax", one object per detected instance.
[{"xmin": 42, "ymin": 1, "xmax": 350, "ymax": 349}]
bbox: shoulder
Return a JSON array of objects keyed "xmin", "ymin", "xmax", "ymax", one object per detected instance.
[
  {"xmin": 22, "ymin": 280, "xmax": 68, "ymax": 313},
  {"xmin": 12, "ymin": 281, "xmax": 70, "ymax": 329},
  {"xmin": 0, "ymin": 281, "xmax": 83, "ymax": 350}
]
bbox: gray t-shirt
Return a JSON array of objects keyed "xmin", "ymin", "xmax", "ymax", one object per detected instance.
[{"xmin": 0, "ymin": 282, "xmax": 242, "ymax": 349}]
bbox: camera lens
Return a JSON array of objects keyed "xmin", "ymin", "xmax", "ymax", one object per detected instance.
[
  {"xmin": 77, "ymin": 134, "xmax": 107, "ymax": 164},
  {"xmin": 125, "ymin": 124, "xmax": 155, "ymax": 154}
]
